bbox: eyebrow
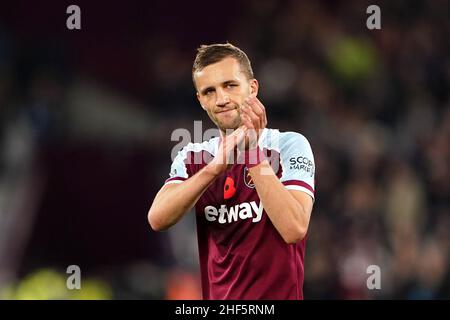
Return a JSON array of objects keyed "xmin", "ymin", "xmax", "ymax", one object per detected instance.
[
  {"xmin": 200, "ymin": 80, "xmax": 239, "ymax": 95},
  {"xmin": 200, "ymin": 86, "xmax": 214, "ymax": 95}
]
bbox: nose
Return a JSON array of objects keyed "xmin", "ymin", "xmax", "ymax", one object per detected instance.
[{"xmin": 215, "ymin": 88, "xmax": 230, "ymax": 107}]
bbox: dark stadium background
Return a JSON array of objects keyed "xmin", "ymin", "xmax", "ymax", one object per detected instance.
[{"xmin": 0, "ymin": 0, "xmax": 448, "ymax": 299}]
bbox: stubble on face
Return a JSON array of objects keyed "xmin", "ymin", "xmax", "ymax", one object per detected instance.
[
  {"xmin": 194, "ymin": 58, "xmax": 252, "ymax": 134},
  {"xmin": 211, "ymin": 107, "xmax": 242, "ymax": 133}
]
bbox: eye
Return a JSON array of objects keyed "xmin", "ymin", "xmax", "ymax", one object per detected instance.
[
  {"xmin": 227, "ymin": 84, "xmax": 238, "ymax": 89},
  {"xmin": 204, "ymin": 89, "xmax": 214, "ymax": 96}
]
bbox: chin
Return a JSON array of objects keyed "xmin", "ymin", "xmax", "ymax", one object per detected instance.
[{"xmin": 218, "ymin": 119, "xmax": 241, "ymax": 131}]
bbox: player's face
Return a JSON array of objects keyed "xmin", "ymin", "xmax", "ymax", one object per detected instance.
[{"xmin": 195, "ymin": 57, "xmax": 258, "ymax": 132}]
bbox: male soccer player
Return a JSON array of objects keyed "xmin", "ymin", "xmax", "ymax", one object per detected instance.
[{"xmin": 148, "ymin": 43, "xmax": 315, "ymax": 299}]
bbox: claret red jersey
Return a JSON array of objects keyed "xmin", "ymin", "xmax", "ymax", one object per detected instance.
[{"xmin": 165, "ymin": 128, "xmax": 315, "ymax": 300}]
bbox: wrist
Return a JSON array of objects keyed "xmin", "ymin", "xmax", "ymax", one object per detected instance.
[
  {"xmin": 243, "ymin": 146, "xmax": 265, "ymax": 168},
  {"xmin": 204, "ymin": 161, "xmax": 225, "ymax": 177}
]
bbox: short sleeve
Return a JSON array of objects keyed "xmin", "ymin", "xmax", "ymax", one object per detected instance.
[{"xmin": 280, "ymin": 132, "xmax": 315, "ymax": 199}]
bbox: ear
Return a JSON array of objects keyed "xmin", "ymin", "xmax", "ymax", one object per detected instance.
[
  {"xmin": 249, "ymin": 78, "xmax": 259, "ymax": 98},
  {"xmin": 197, "ymin": 92, "xmax": 206, "ymax": 110}
]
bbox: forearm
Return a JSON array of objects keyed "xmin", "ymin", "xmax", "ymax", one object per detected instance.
[
  {"xmin": 249, "ymin": 160, "xmax": 309, "ymax": 243},
  {"xmin": 149, "ymin": 126, "xmax": 248, "ymax": 231},
  {"xmin": 148, "ymin": 164, "xmax": 219, "ymax": 231}
]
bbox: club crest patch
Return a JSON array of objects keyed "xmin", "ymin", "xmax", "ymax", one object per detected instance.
[{"xmin": 243, "ymin": 167, "xmax": 255, "ymax": 188}]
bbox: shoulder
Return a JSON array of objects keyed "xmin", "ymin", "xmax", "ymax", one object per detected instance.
[
  {"xmin": 280, "ymin": 131, "xmax": 311, "ymax": 149},
  {"xmin": 176, "ymin": 136, "xmax": 220, "ymax": 159},
  {"xmin": 260, "ymin": 128, "xmax": 312, "ymax": 153},
  {"xmin": 168, "ymin": 136, "xmax": 219, "ymax": 179}
]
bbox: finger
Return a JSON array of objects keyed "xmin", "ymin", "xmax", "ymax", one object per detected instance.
[
  {"xmin": 251, "ymin": 97, "xmax": 267, "ymax": 128},
  {"xmin": 232, "ymin": 126, "xmax": 248, "ymax": 153},
  {"xmin": 242, "ymin": 101, "xmax": 259, "ymax": 120},
  {"xmin": 241, "ymin": 112, "xmax": 258, "ymax": 135},
  {"xmin": 245, "ymin": 99, "xmax": 264, "ymax": 126},
  {"xmin": 242, "ymin": 102, "xmax": 260, "ymax": 129},
  {"xmin": 220, "ymin": 127, "xmax": 244, "ymax": 165},
  {"xmin": 241, "ymin": 110, "xmax": 255, "ymax": 130},
  {"xmin": 245, "ymin": 97, "xmax": 264, "ymax": 118},
  {"xmin": 228, "ymin": 126, "xmax": 244, "ymax": 142},
  {"xmin": 229, "ymin": 126, "xmax": 247, "ymax": 144},
  {"xmin": 253, "ymin": 97, "xmax": 266, "ymax": 113},
  {"xmin": 244, "ymin": 98, "xmax": 264, "ymax": 129},
  {"xmin": 240, "ymin": 112, "xmax": 254, "ymax": 129}
]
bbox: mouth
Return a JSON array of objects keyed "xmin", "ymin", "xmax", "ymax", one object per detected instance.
[{"xmin": 216, "ymin": 109, "xmax": 236, "ymax": 114}]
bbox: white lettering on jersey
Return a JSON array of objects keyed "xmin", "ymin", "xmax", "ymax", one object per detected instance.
[{"xmin": 204, "ymin": 201, "xmax": 264, "ymax": 224}]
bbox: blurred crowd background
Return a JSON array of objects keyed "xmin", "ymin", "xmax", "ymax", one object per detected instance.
[{"xmin": 0, "ymin": 0, "xmax": 449, "ymax": 299}]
